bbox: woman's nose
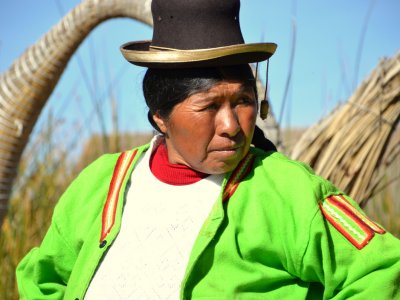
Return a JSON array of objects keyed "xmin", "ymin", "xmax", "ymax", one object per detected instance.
[{"xmin": 216, "ymin": 106, "xmax": 240, "ymax": 137}]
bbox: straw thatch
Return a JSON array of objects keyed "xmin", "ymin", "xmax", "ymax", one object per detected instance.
[{"xmin": 291, "ymin": 52, "xmax": 400, "ymax": 205}]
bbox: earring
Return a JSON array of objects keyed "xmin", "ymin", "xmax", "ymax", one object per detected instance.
[
  {"xmin": 260, "ymin": 99, "xmax": 269, "ymax": 120},
  {"xmin": 260, "ymin": 59, "xmax": 270, "ymax": 120}
]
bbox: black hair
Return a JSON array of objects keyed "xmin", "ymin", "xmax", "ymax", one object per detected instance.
[
  {"xmin": 142, "ymin": 64, "xmax": 276, "ymax": 152},
  {"xmin": 143, "ymin": 64, "xmax": 256, "ymax": 127}
]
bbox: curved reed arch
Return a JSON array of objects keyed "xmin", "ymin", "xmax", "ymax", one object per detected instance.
[{"xmin": 0, "ymin": 0, "xmax": 152, "ymax": 226}]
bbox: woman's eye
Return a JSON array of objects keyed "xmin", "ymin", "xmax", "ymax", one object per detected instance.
[
  {"xmin": 237, "ymin": 97, "xmax": 254, "ymax": 105},
  {"xmin": 203, "ymin": 103, "xmax": 219, "ymax": 111}
]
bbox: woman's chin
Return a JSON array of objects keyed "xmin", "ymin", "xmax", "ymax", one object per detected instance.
[{"xmin": 199, "ymin": 156, "xmax": 245, "ymax": 175}]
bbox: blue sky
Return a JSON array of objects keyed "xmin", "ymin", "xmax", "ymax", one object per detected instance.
[{"xmin": 1, "ymin": 0, "xmax": 399, "ymax": 140}]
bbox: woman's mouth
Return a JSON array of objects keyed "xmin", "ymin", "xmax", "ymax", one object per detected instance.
[{"xmin": 211, "ymin": 145, "xmax": 243, "ymax": 158}]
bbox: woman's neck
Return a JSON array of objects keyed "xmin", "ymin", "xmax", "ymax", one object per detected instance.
[{"xmin": 150, "ymin": 141, "xmax": 209, "ymax": 185}]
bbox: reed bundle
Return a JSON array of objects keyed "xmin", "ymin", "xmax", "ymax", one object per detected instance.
[{"xmin": 291, "ymin": 52, "xmax": 400, "ymax": 205}]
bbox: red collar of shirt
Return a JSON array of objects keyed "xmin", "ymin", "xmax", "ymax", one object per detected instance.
[{"xmin": 150, "ymin": 142, "xmax": 209, "ymax": 185}]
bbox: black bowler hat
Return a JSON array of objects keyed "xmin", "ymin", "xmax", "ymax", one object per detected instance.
[{"xmin": 120, "ymin": 0, "xmax": 277, "ymax": 68}]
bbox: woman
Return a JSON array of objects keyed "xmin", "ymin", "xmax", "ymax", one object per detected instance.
[{"xmin": 17, "ymin": 0, "xmax": 400, "ymax": 299}]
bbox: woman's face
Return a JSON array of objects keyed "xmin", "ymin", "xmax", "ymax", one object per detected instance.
[{"xmin": 154, "ymin": 80, "xmax": 257, "ymax": 174}]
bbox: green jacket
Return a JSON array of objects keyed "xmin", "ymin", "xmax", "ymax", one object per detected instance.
[{"xmin": 16, "ymin": 144, "xmax": 400, "ymax": 299}]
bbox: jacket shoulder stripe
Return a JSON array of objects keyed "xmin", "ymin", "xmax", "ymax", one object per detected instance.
[
  {"xmin": 335, "ymin": 195, "xmax": 385, "ymax": 234},
  {"xmin": 320, "ymin": 195, "xmax": 384, "ymax": 249},
  {"xmin": 223, "ymin": 153, "xmax": 255, "ymax": 202},
  {"xmin": 100, "ymin": 149, "xmax": 137, "ymax": 242}
]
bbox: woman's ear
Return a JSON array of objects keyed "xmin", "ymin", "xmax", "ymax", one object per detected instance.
[{"xmin": 152, "ymin": 112, "xmax": 168, "ymax": 134}]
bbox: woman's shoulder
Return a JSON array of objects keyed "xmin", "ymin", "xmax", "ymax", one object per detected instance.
[
  {"xmin": 54, "ymin": 144, "xmax": 150, "ymax": 225},
  {"xmin": 80, "ymin": 143, "xmax": 150, "ymax": 179},
  {"xmin": 249, "ymin": 147, "xmax": 340, "ymax": 202},
  {"xmin": 250, "ymin": 147, "xmax": 315, "ymax": 177},
  {"xmin": 44, "ymin": 144, "xmax": 149, "ymax": 252},
  {"xmin": 51, "ymin": 153, "xmax": 118, "ymax": 228}
]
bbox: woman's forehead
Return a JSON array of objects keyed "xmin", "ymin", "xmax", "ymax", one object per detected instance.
[{"xmin": 191, "ymin": 81, "xmax": 255, "ymax": 99}]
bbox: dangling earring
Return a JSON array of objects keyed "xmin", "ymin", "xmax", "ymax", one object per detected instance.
[
  {"xmin": 260, "ymin": 99, "xmax": 269, "ymax": 120},
  {"xmin": 260, "ymin": 59, "xmax": 270, "ymax": 120}
]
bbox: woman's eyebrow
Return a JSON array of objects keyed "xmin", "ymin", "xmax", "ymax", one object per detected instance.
[
  {"xmin": 233, "ymin": 85, "xmax": 255, "ymax": 97},
  {"xmin": 190, "ymin": 84, "xmax": 254, "ymax": 101},
  {"xmin": 189, "ymin": 92, "xmax": 219, "ymax": 104}
]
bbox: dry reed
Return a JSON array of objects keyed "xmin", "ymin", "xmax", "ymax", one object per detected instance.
[
  {"xmin": 291, "ymin": 52, "xmax": 400, "ymax": 205},
  {"xmin": 0, "ymin": 114, "xmax": 75, "ymax": 300}
]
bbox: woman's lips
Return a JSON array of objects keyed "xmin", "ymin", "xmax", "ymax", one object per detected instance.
[
  {"xmin": 210, "ymin": 145, "xmax": 243, "ymax": 158},
  {"xmin": 211, "ymin": 144, "xmax": 242, "ymax": 151}
]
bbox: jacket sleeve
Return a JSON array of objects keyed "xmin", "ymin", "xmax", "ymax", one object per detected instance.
[
  {"xmin": 299, "ymin": 193, "xmax": 400, "ymax": 299},
  {"xmin": 16, "ymin": 217, "xmax": 78, "ymax": 299},
  {"xmin": 16, "ymin": 154, "xmax": 118, "ymax": 299}
]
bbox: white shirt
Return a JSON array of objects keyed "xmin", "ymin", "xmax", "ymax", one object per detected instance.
[{"xmin": 85, "ymin": 137, "xmax": 224, "ymax": 299}]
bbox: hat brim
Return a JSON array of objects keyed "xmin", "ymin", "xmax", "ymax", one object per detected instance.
[{"xmin": 120, "ymin": 41, "xmax": 277, "ymax": 68}]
